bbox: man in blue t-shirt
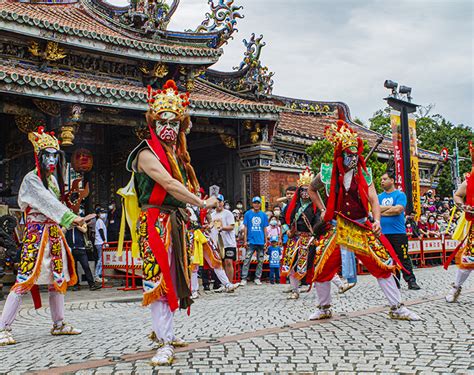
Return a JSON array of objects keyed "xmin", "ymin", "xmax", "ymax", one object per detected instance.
[
  {"xmin": 267, "ymin": 236, "xmax": 282, "ymax": 284},
  {"xmin": 379, "ymin": 172, "xmax": 420, "ymax": 290},
  {"xmin": 240, "ymin": 196, "xmax": 269, "ymax": 286}
]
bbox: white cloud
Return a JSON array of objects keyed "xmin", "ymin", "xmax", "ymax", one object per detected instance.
[{"xmin": 109, "ymin": 0, "xmax": 474, "ymax": 128}]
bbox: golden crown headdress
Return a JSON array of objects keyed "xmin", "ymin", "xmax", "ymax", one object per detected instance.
[
  {"xmin": 146, "ymin": 80, "xmax": 190, "ymax": 120},
  {"xmin": 28, "ymin": 126, "xmax": 60, "ymax": 154},
  {"xmin": 297, "ymin": 166, "xmax": 314, "ymax": 187},
  {"xmin": 325, "ymin": 120, "xmax": 359, "ymax": 151}
]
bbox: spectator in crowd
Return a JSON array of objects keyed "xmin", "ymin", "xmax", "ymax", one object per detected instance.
[
  {"xmin": 405, "ymin": 215, "xmax": 421, "ymax": 238},
  {"xmin": 106, "ymin": 200, "xmax": 121, "ymax": 242},
  {"xmin": 211, "ymin": 194, "xmax": 238, "ymax": 283},
  {"xmin": 94, "ymin": 207, "xmax": 108, "ymax": 283},
  {"xmin": 265, "ymin": 210, "xmax": 273, "ymax": 221},
  {"xmin": 417, "ymin": 215, "xmax": 429, "ymax": 238},
  {"xmin": 434, "ymin": 195, "xmax": 443, "ymax": 209},
  {"xmin": 426, "ymin": 214, "xmax": 441, "ymax": 237},
  {"xmin": 267, "ymin": 236, "xmax": 282, "ymax": 284},
  {"xmin": 272, "ymin": 205, "xmax": 282, "ymax": 220},
  {"xmin": 240, "ymin": 196, "xmax": 268, "ymax": 286},
  {"xmin": 276, "ymin": 186, "xmax": 297, "ymax": 209},
  {"xmin": 379, "ymin": 172, "xmax": 420, "ymax": 290},
  {"xmin": 266, "ymin": 215, "xmax": 282, "ymax": 243},
  {"xmin": 66, "ymin": 221, "xmax": 101, "ymax": 291},
  {"xmin": 235, "ymin": 201, "xmax": 244, "ymax": 213},
  {"xmin": 224, "ymin": 201, "xmax": 231, "ymax": 211}
]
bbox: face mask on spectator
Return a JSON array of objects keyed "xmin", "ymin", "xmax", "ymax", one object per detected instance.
[
  {"xmin": 99, "ymin": 213, "xmax": 107, "ymax": 220},
  {"xmin": 270, "ymin": 220, "xmax": 277, "ymax": 226},
  {"xmin": 420, "ymin": 216, "xmax": 427, "ymax": 223},
  {"xmin": 429, "ymin": 219, "xmax": 435, "ymax": 224},
  {"xmin": 224, "ymin": 204, "xmax": 230, "ymax": 210}
]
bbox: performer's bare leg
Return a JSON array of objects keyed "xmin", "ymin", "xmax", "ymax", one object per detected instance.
[
  {"xmin": 309, "ymin": 281, "xmax": 332, "ymax": 320},
  {"xmin": 0, "ymin": 292, "xmax": 22, "ymax": 345},
  {"xmin": 446, "ymin": 269, "xmax": 471, "ymax": 303}
]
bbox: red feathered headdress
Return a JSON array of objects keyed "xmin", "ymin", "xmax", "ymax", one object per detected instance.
[{"xmin": 324, "ymin": 120, "xmax": 369, "ymax": 221}]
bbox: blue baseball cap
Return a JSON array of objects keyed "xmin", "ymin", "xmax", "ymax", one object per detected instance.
[
  {"xmin": 270, "ymin": 236, "xmax": 279, "ymax": 243},
  {"xmin": 217, "ymin": 194, "xmax": 225, "ymax": 202},
  {"xmin": 252, "ymin": 196, "xmax": 261, "ymax": 203}
]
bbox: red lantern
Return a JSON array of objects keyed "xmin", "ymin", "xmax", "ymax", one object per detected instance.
[{"xmin": 71, "ymin": 148, "xmax": 93, "ymax": 172}]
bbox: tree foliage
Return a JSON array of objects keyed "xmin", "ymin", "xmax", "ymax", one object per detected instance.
[
  {"xmin": 367, "ymin": 107, "xmax": 473, "ymax": 196},
  {"xmin": 306, "ymin": 140, "xmax": 386, "ymax": 192}
]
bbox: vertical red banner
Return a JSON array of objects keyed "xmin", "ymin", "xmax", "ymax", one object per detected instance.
[{"xmin": 390, "ymin": 111, "xmax": 405, "ymax": 190}]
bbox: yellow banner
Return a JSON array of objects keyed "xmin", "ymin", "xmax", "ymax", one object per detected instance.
[
  {"xmin": 336, "ymin": 216, "xmax": 369, "ymax": 254},
  {"xmin": 408, "ymin": 115, "xmax": 421, "ymax": 221}
]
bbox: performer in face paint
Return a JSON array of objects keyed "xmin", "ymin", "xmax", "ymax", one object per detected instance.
[
  {"xmin": 308, "ymin": 119, "xmax": 421, "ymax": 321},
  {"xmin": 0, "ymin": 127, "xmax": 84, "ymax": 346},
  {"xmin": 444, "ymin": 141, "xmax": 474, "ymax": 303},
  {"xmin": 126, "ymin": 80, "xmax": 218, "ymax": 365}
]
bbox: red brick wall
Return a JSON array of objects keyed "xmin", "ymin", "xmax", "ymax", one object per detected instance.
[
  {"xmin": 251, "ymin": 170, "xmax": 271, "ymax": 199},
  {"xmin": 268, "ymin": 171, "xmax": 299, "ymax": 207}
]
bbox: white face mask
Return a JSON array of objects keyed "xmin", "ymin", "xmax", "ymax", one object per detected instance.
[
  {"xmin": 429, "ymin": 219, "xmax": 435, "ymax": 224},
  {"xmin": 155, "ymin": 120, "xmax": 180, "ymax": 143},
  {"xmin": 270, "ymin": 220, "xmax": 277, "ymax": 226},
  {"xmin": 99, "ymin": 213, "xmax": 107, "ymax": 220}
]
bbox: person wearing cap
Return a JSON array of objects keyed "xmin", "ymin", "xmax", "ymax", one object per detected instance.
[
  {"xmin": 211, "ymin": 194, "xmax": 240, "ymax": 284},
  {"xmin": 267, "ymin": 236, "xmax": 282, "ymax": 284},
  {"xmin": 94, "ymin": 207, "xmax": 108, "ymax": 283},
  {"xmin": 240, "ymin": 196, "xmax": 269, "ymax": 286}
]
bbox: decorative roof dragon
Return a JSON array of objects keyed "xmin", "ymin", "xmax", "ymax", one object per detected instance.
[{"xmin": 194, "ymin": 0, "xmax": 244, "ymax": 48}]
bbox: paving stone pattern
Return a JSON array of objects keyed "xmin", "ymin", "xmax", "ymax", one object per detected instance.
[{"xmin": 0, "ymin": 267, "xmax": 472, "ymax": 374}]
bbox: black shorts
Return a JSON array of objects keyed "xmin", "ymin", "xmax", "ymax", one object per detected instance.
[{"xmin": 224, "ymin": 247, "xmax": 237, "ymax": 261}]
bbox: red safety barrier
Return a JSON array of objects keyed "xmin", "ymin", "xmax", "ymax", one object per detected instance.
[{"xmin": 101, "ymin": 241, "xmax": 141, "ymax": 291}]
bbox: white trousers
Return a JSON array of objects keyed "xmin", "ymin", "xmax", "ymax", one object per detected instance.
[
  {"xmin": 314, "ymin": 276, "xmax": 402, "ymax": 308},
  {"xmin": 455, "ymin": 268, "xmax": 471, "ymax": 287},
  {"xmin": 151, "ymin": 300, "xmax": 174, "ymax": 343}
]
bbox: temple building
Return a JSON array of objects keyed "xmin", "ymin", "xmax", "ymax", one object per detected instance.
[{"xmin": 0, "ymin": 0, "xmax": 440, "ymax": 211}]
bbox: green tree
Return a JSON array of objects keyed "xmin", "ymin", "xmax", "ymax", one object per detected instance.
[
  {"xmin": 414, "ymin": 115, "xmax": 473, "ymax": 196},
  {"xmin": 306, "ymin": 140, "xmax": 386, "ymax": 193},
  {"xmin": 368, "ymin": 108, "xmax": 391, "ymax": 136}
]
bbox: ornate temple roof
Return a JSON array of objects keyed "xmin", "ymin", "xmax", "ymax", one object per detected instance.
[
  {"xmin": 0, "ymin": 0, "xmax": 246, "ymax": 64},
  {"xmin": 0, "ymin": 62, "xmax": 279, "ymax": 118}
]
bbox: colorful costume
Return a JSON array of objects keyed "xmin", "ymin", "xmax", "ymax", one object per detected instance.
[
  {"xmin": 0, "ymin": 127, "xmax": 81, "ymax": 346},
  {"xmin": 125, "ymin": 80, "xmax": 197, "ymax": 365},
  {"xmin": 188, "ymin": 206, "xmax": 235, "ymax": 297},
  {"xmin": 281, "ymin": 167, "xmax": 321, "ymax": 299},
  {"xmin": 309, "ymin": 120, "xmax": 420, "ymax": 321},
  {"xmin": 444, "ymin": 141, "xmax": 474, "ymax": 302}
]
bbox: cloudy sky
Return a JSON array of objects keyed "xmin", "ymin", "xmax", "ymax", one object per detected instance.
[{"xmin": 110, "ymin": 0, "xmax": 473, "ymax": 127}]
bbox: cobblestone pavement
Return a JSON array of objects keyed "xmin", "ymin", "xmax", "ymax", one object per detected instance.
[{"xmin": 0, "ymin": 266, "xmax": 472, "ymax": 374}]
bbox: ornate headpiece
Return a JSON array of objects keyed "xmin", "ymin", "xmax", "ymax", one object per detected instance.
[
  {"xmin": 28, "ymin": 126, "xmax": 60, "ymax": 154},
  {"xmin": 325, "ymin": 120, "xmax": 359, "ymax": 152},
  {"xmin": 146, "ymin": 80, "xmax": 190, "ymax": 120},
  {"xmin": 297, "ymin": 166, "xmax": 314, "ymax": 187}
]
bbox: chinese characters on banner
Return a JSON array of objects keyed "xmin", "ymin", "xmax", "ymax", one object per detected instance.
[
  {"xmin": 408, "ymin": 114, "xmax": 422, "ymax": 220},
  {"xmin": 390, "ymin": 111, "xmax": 421, "ymax": 220},
  {"xmin": 390, "ymin": 111, "xmax": 405, "ymax": 189}
]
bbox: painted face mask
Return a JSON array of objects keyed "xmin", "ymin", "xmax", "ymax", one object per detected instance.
[
  {"xmin": 343, "ymin": 152, "xmax": 358, "ymax": 170},
  {"xmin": 41, "ymin": 148, "xmax": 59, "ymax": 172},
  {"xmin": 155, "ymin": 119, "xmax": 180, "ymax": 143},
  {"xmin": 300, "ymin": 187, "xmax": 309, "ymax": 200}
]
